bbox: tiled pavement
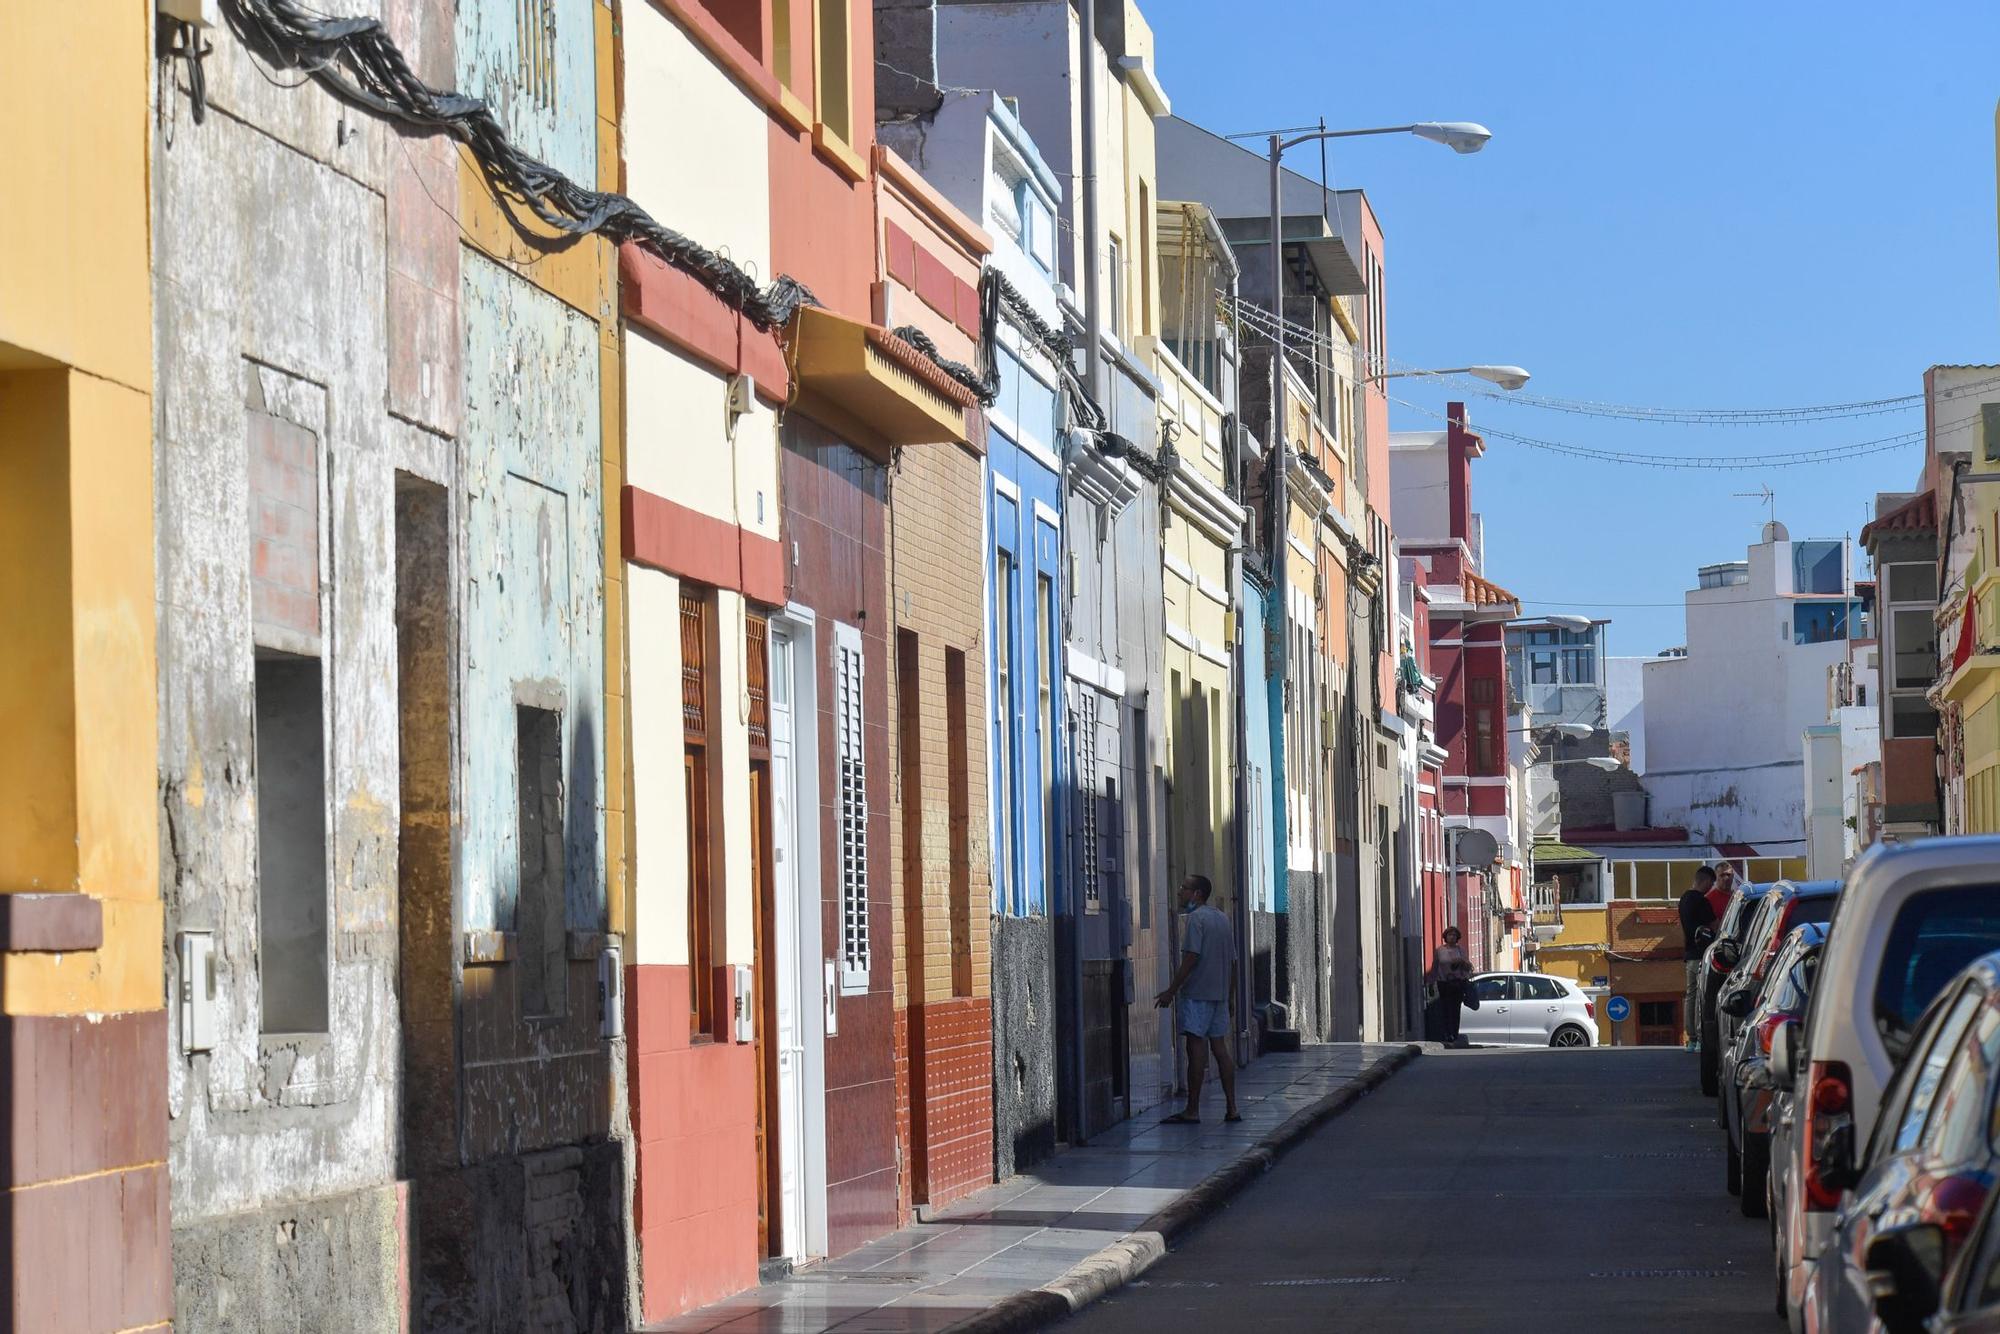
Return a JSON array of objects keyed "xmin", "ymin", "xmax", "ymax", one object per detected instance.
[{"xmin": 645, "ymin": 1043, "xmax": 1410, "ymax": 1334}]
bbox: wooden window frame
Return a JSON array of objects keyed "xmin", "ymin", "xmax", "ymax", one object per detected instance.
[{"xmin": 682, "ymin": 587, "xmax": 720, "ymax": 1038}]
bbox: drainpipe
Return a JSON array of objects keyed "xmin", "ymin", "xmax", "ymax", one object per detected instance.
[
  {"xmin": 1071, "ymin": 0, "xmax": 1098, "ymax": 1145},
  {"xmin": 1225, "ymin": 263, "xmax": 1253, "ymax": 1064},
  {"xmin": 1263, "ymin": 135, "xmax": 1292, "ymax": 1032}
]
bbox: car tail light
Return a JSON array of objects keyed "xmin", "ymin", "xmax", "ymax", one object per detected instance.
[
  {"xmin": 1924, "ymin": 1173, "xmax": 1991, "ymax": 1248},
  {"xmin": 1756, "ymin": 1012, "xmax": 1787, "ymax": 1057},
  {"xmin": 1803, "ymin": 1060, "xmax": 1854, "ymax": 1212}
]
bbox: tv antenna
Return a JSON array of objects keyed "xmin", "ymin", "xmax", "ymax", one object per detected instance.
[{"xmin": 1733, "ymin": 483, "xmax": 1775, "ymax": 529}]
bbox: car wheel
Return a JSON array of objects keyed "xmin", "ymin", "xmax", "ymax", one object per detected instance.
[
  {"xmin": 1739, "ymin": 1137, "xmax": 1768, "ymax": 1218},
  {"xmin": 1725, "ymin": 1134, "xmax": 1741, "ymax": 1196},
  {"xmin": 1549, "ymin": 1025, "xmax": 1590, "ymax": 1048},
  {"xmin": 1700, "ymin": 1016, "xmax": 1720, "ymax": 1097}
]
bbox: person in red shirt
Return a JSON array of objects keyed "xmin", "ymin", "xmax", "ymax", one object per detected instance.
[{"xmin": 1707, "ymin": 861, "xmax": 1740, "ymax": 921}]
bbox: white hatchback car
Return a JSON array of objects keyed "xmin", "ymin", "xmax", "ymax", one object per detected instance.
[{"xmin": 1461, "ymin": 972, "xmax": 1598, "ymax": 1047}]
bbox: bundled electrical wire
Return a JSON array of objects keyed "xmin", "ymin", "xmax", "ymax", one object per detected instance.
[{"xmin": 210, "ymin": 0, "xmax": 1002, "ymax": 407}]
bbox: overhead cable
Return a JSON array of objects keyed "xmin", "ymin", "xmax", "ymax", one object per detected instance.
[{"xmin": 209, "ymin": 0, "xmax": 1001, "ymax": 404}]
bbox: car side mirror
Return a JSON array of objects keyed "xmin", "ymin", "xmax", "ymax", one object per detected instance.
[
  {"xmin": 1770, "ymin": 1020, "xmax": 1799, "ymax": 1086},
  {"xmin": 1865, "ymin": 1222, "xmax": 1944, "ymax": 1334},
  {"xmin": 1714, "ymin": 939, "xmax": 1741, "ymax": 968},
  {"xmin": 1720, "ymin": 988, "xmax": 1755, "ymax": 1019}
]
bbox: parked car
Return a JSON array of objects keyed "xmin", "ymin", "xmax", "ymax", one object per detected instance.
[
  {"xmin": 1701, "ymin": 881, "xmax": 1776, "ymax": 1096},
  {"xmin": 1812, "ymin": 950, "xmax": 2000, "ymax": 1333},
  {"xmin": 1460, "ymin": 972, "xmax": 1597, "ymax": 1047},
  {"xmin": 1768, "ymin": 837, "xmax": 2000, "ymax": 1331},
  {"xmin": 1868, "ymin": 1165, "xmax": 2000, "ymax": 1332},
  {"xmin": 1715, "ymin": 880, "xmax": 1839, "ymax": 1122},
  {"xmin": 1720, "ymin": 921, "xmax": 1826, "ymax": 1219}
]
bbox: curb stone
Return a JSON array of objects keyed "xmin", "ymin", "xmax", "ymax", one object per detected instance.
[{"xmin": 938, "ymin": 1043, "xmax": 1424, "ymax": 1334}]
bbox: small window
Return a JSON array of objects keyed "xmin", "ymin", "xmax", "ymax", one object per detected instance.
[
  {"xmin": 1470, "ymin": 678, "xmax": 1496, "ymax": 704},
  {"xmin": 518, "ymin": 702, "xmax": 568, "ymax": 1020},
  {"xmin": 255, "ymin": 655, "xmax": 329, "ymax": 1034},
  {"xmin": 1893, "ymin": 608, "xmax": 1940, "ymax": 690},
  {"xmin": 681, "ymin": 588, "xmax": 718, "ymax": 1035},
  {"xmin": 1023, "ymin": 188, "xmax": 1055, "ymax": 274},
  {"xmin": 1530, "ymin": 653, "xmax": 1557, "ymax": 685},
  {"xmin": 1984, "ymin": 402, "xmax": 2000, "ymax": 464},
  {"xmin": 815, "ymin": 0, "xmax": 852, "ymax": 143},
  {"xmin": 1889, "ymin": 562, "xmax": 1939, "ymax": 605},
  {"xmin": 1892, "ymin": 696, "xmax": 1939, "ymax": 740},
  {"xmin": 835, "ymin": 622, "xmax": 870, "ymax": 988},
  {"xmin": 1638, "ymin": 1000, "xmax": 1677, "ymax": 1028},
  {"xmin": 1473, "ymin": 975, "xmax": 1514, "ymax": 1003},
  {"xmin": 1106, "ymin": 235, "xmax": 1124, "ymax": 338},
  {"xmin": 1519, "ymin": 976, "xmax": 1562, "ymax": 1001}
]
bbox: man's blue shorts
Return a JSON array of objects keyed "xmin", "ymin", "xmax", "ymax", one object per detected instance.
[{"xmin": 1177, "ymin": 997, "xmax": 1230, "ymax": 1039}]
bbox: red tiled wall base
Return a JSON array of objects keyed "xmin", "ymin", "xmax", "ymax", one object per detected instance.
[
  {"xmin": 626, "ymin": 963, "xmax": 760, "ymax": 1324},
  {"xmin": 897, "ymin": 997, "xmax": 995, "ymax": 1214},
  {"xmin": 2, "ymin": 1008, "xmax": 172, "ymax": 1332}
]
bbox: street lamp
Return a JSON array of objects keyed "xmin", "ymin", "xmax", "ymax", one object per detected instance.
[
  {"xmin": 1367, "ymin": 365, "xmax": 1532, "ymax": 392},
  {"xmin": 1259, "ymin": 117, "xmax": 1492, "ymax": 749},
  {"xmin": 1509, "ymin": 721, "xmax": 1592, "ymax": 740},
  {"xmin": 1549, "ymin": 757, "xmax": 1623, "ymax": 772}
]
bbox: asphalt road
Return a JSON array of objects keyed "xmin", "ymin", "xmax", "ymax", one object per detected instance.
[{"xmin": 1060, "ymin": 1047, "xmax": 1776, "ymax": 1334}]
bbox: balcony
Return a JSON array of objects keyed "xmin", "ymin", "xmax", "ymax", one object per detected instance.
[
  {"xmin": 1529, "ymin": 883, "xmax": 1564, "ymax": 942},
  {"xmin": 788, "ymin": 307, "xmax": 977, "ymax": 461}
]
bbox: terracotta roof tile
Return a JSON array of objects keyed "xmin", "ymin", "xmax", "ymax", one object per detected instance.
[{"xmin": 1860, "ymin": 490, "xmax": 1936, "ymax": 548}]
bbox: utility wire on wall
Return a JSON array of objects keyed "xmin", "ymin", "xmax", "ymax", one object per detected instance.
[{"xmin": 203, "ymin": 0, "xmax": 1006, "ymax": 406}]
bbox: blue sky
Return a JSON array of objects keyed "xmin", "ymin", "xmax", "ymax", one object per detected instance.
[{"xmin": 1144, "ymin": 1, "xmax": 2000, "ymax": 655}]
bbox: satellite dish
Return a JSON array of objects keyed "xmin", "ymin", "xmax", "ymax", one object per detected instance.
[{"xmin": 1452, "ymin": 828, "xmax": 1499, "ymax": 868}]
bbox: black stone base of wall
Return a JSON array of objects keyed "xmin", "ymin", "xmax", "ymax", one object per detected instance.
[
  {"xmin": 173, "ymin": 1140, "xmax": 630, "ymax": 1334},
  {"xmin": 1283, "ymin": 871, "xmax": 1326, "ymax": 1044},
  {"xmin": 992, "ymin": 915, "xmax": 1058, "ymax": 1180}
]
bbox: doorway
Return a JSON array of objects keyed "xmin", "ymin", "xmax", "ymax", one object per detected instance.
[{"xmin": 761, "ymin": 618, "xmax": 828, "ymax": 1261}]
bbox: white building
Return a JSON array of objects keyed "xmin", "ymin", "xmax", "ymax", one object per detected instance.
[
  {"xmin": 1804, "ymin": 640, "xmax": 1883, "ymax": 878},
  {"xmin": 1642, "ymin": 521, "xmax": 1869, "ymax": 852}
]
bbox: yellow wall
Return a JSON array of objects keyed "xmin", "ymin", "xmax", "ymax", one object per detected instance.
[{"xmin": 0, "ymin": 2, "xmax": 158, "ymax": 1018}]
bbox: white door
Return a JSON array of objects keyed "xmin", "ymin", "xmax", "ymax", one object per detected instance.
[
  {"xmin": 768, "ymin": 626, "xmax": 817, "ymax": 1258},
  {"xmin": 1462, "ymin": 975, "xmax": 1515, "ymax": 1045}
]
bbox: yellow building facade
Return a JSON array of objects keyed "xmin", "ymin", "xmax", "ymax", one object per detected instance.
[{"xmin": 0, "ymin": 6, "xmax": 170, "ymax": 1328}]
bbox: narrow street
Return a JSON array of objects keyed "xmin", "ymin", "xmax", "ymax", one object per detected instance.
[{"xmin": 1065, "ymin": 1049, "xmax": 1772, "ymax": 1334}]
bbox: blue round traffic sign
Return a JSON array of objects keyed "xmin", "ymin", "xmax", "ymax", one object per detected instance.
[{"xmin": 1605, "ymin": 996, "xmax": 1631, "ymax": 1023}]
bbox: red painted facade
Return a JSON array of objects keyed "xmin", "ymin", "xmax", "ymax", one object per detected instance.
[
  {"xmin": 1400, "ymin": 405, "xmax": 1518, "ymax": 966},
  {"xmin": 627, "ymin": 964, "xmax": 761, "ymax": 1316}
]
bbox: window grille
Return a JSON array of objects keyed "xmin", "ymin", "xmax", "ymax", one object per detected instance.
[
  {"xmin": 1077, "ymin": 691, "xmax": 1101, "ymax": 912},
  {"xmin": 746, "ymin": 613, "xmax": 770, "ymax": 752},
  {"xmin": 680, "ymin": 589, "xmax": 707, "ymax": 737},
  {"xmin": 835, "ymin": 625, "xmax": 869, "ymax": 983}
]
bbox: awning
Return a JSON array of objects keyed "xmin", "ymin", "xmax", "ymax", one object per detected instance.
[{"xmin": 787, "ymin": 307, "xmax": 977, "ymax": 460}]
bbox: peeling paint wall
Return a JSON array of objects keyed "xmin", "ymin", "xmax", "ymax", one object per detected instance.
[{"xmin": 153, "ymin": 9, "xmax": 416, "ymax": 1324}]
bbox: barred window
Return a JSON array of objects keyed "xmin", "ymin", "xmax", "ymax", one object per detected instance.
[
  {"xmin": 835, "ymin": 623, "xmax": 870, "ymax": 987},
  {"xmin": 1076, "ymin": 691, "xmax": 1101, "ymax": 913}
]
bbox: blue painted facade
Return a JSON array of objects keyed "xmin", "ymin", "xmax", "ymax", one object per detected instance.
[
  {"xmin": 1240, "ymin": 569, "xmax": 1278, "ymax": 916},
  {"xmin": 459, "ymin": 253, "xmax": 606, "ymax": 938},
  {"xmin": 987, "ymin": 351, "xmax": 1065, "ymax": 918}
]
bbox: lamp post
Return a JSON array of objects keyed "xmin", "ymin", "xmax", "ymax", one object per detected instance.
[
  {"xmin": 1262, "ymin": 121, "xmax": 1492, "ymax": 705},
  {"xmin": 1366, "ymin": 365, "xmax": 1532, "ymax": 392}
]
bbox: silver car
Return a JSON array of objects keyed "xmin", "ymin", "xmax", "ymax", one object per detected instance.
[{"xmin": 1769, "ymin": 837, "xmax": 2000, "ymax": 1332}]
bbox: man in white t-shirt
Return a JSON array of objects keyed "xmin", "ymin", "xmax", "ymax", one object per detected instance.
[{"xmin": 1153, "ymin": 874, "xmax": 1239, "ymax": 1124}]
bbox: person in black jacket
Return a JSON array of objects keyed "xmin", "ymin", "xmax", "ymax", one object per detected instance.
[{"xmin": 1677, "ymin": 865, "xmax": 1719, "ymax": 1049}]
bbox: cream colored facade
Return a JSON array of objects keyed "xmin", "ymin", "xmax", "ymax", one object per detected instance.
[{"xmin": 1153, "ymin": 338, "xmax": 1242, "ymax": 903}]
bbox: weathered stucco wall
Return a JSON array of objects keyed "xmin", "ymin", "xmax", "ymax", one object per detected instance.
[{"xmin": 152, "ymin": 14, "xmax": 418, "ymax": 1325}]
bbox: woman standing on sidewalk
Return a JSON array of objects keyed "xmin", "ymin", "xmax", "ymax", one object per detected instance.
[{"xmin": 1427, "ymin": 927, "xmax": 1475, "ymax": 1046}]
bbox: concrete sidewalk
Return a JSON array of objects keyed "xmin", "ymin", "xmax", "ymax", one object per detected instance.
[{"xmin": 645, "ymin": 1042, "xmax": 1419, "ymax": 1334}]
